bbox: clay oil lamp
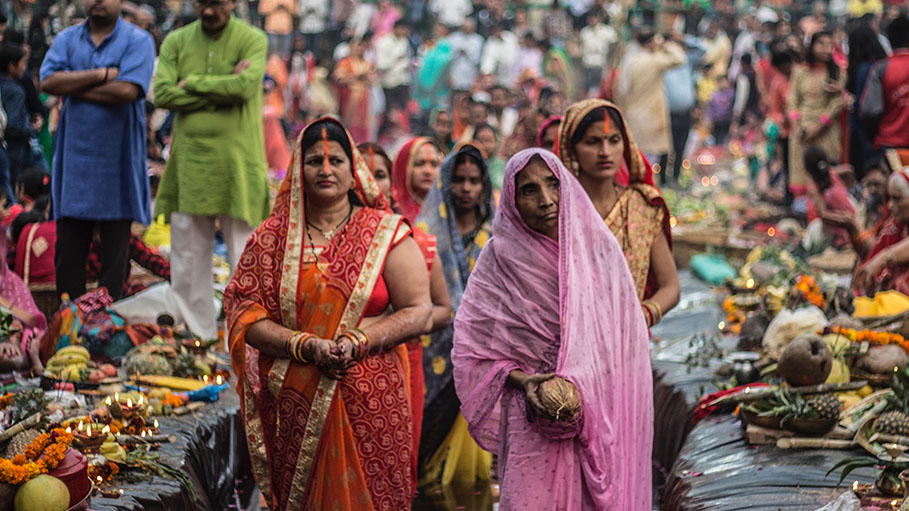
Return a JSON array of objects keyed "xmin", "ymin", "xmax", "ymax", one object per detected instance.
[{"xmin": 72, "ymin": 420, "xmax": 105, "ymax": 450}]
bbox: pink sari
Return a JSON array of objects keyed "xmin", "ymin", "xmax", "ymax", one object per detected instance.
[{"xmin": 452, "ymin": 148, "xmax": 652, "ymax": 509}]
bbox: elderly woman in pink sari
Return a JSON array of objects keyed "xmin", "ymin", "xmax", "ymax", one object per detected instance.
[{"xmin": 452, "ymin": 148, "xmax": 652, "ymax": 509}]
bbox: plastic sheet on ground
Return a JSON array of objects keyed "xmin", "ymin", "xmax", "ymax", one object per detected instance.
[{"xmin": 653, "ymin": 275, "xmax": 878, "ymax": 510}]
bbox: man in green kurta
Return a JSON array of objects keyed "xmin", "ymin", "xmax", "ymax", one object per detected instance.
[{"xmin": 154, "ymin": 0, "xmax": 270, "ymax": 340}]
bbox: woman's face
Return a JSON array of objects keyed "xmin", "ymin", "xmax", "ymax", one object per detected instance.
[
  {"xmin": 451, "ymin": 158, "xmax": 484, "ymax": 214},
  {"xmin": 302, "ymin": 140, "xmax": 353, "ymax": 205},
  {"xmin": 514, "ymin": 157, "xmax": 560, "ymax": 241},
  {"xmin": 888, "ymin": 178, "xmax": 909, "ymax": 225},
  {"xmin": 475, "ymin": 128, "xmax": 498, "ymax": 161},
  {"xmin": 573, "ymin": 117, "xmax": 624, "ymax": 182},
  {"xmin": 411, "ymin": 143, "xmax": 442, "ymax": 200},
  {"xmin": 811, "ymin": 35, "xmax": 833, "ymax": 63},
  {"xmin": 434, "ymin": 112, "xmax": 452, "ymax": 139},
  {"xmin": 371, "ymin": 158, "xmax": 392, "ymax": 202},
  {"xmin": 540, "ymin": 123, "xmax": 560, "ymax": 153}
]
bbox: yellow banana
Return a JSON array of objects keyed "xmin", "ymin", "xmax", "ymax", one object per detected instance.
[{"xmin": 56, "ymin": 346, "xmax": 90, "ymax": 359}]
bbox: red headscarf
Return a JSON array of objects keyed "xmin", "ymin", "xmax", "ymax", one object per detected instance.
[{"xmin": 392, "ymin": 137, "xmax": 438, "ymax": 222}]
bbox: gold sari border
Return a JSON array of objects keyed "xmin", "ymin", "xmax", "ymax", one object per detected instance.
[
  {"xmin": 242, "ymin": 377, "xmax": 274, "ymax": 505},
  {"xmin": 284, "ymin": 213, "xmax": 403, "ymax": 511}
]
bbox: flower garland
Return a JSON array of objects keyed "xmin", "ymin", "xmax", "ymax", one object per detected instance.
[
  {"xmin": 827, "ymin": 326, "xmax": 909, "ymax": 353},
  {"xmin": 0, "ymin": 428, "xmax": 74, "ymax": 485},
  {"xmin": 0, "ymin": 393, "xmax": 12, "ymax": 409},
  {"xmin": 795, "ymin": 275, "xmax": 827, "ymax": 310},
  {"xmin": 722, "ymin": 296, "xmax": 745, "ymax": 335}
]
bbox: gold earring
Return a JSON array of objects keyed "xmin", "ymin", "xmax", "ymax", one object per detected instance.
[{"xmin": 571, "ymin": 161, "xmax": 579, "ymax": 175}]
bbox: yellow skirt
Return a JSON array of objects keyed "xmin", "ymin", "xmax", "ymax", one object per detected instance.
[{"xmin": 419, "ymin": 413, "xmax": 492, "ymax": 486}]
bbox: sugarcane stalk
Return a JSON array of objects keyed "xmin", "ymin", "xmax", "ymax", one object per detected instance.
[
  {"xmin": 870, "ymin": 432, "xmax": 909, "ymax": 447},
  {"xmin": 707, "ymin": 381, "xmax": 868, "ymax": 407},
  {"xmin": 172, "ymin": 402, "xmax": 204, "ymax": 416},
  {"xmin": 847, "ymin": 399, "xmax": 889, "ymax": 433},
  {"xmin": 776, "ymin": 438, "xmax": 856, "ymax": 449},
  {"xmin": 0, "ymin": 412, "xmax": 42, "ymax": 442},
  {"xmin": 116, "ymin": 434, "xmax": 177, "ymax": 444}
]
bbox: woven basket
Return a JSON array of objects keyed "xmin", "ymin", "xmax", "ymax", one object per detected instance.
[{"xmin": 28, "ymin": 282, "xmax": 61, "ymax": 323}]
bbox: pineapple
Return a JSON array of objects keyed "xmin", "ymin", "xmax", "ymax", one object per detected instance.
[
  {"xmin": 3, "ymin": 428, "xmax": 40, "ymax": 458},
  {"xmin": 875, "ymin": 411, "xmax": 909, "ymax": 436},
  {"xmin": 807, "ymin": 393, "xmax": 842, "ymax": 420}
]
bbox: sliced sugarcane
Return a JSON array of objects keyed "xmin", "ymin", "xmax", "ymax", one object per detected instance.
[{"xmin": 707, "ymin": 381, "xmax": 869, "ymax": 407}]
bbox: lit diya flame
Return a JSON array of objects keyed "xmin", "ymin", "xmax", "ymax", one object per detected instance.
[
  {"xmin": 66, "ymin": 426, "xmax": 72, "ymax": 434},
  {"xmin": 115, "ymin": 392, "xmax": 119, "ymax": 402},
  {"xmin": 767, "ymin": 227, "xmax": 776, "ymax": 237},
  {"xmin": 141, "ymin": 430, "xmax": 147, "ymax": 438},
  {"xmin": 105, "ymin": 396, "xmax": 112, "ymax": 406},
  {"xmin": 216, "ymin": 375, "xmax": 223, "ymax": 385},
  {"xmin": 153, "ymin": 419, "xmax": 159, "ymax": 428},
  {"xmin": 126, "ymin": 399, "xmax": 133, "ymax": 407},
  {"xmin": 195, "ymin": 340, "xmax": 201, "ymax": 348},
  {"xmin": 86, "ymin": 427, "xmax": 92, "ymax": 437},
  {"xmin": 102, "ymin": 425, "xmax": 111, "ymax": 434},
  {"xmin": 203, "ymin": 375, "xmax": 209, "ymax": 382},
  {"xmin": 78, "ymin": 420, "xmax": 84, "ymax": 431}
]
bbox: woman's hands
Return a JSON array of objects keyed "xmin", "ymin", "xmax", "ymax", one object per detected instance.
[
  {"xmin": 522, "ymin": 372, "xmax": 557, "ymax": 420},
  {"xmin": 304, "ymin": 337, "xmax": 357, "ymax": 380},
  {"xmin": 854, "ymin": 251, "xmax": 888, "ymax": 295}
]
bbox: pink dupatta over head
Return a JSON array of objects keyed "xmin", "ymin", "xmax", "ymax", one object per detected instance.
[{"xmin": 452, "ymin": 148, "xmax": 653, "ymax": 509}]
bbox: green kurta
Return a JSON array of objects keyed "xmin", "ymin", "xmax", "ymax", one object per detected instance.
[{"xmin": 154, "ymin": 17, "xmax": 270, "ymax": 228}]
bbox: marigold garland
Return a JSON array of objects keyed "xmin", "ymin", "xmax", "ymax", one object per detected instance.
[
  {"xmin": 795, "ymin": 275, "xmax": 827, "ymax": 310},
  {"xmin": 0, "ymin": 428, "xmax": 74, "ymax": 485},
  {"xmin": 826, "ymin": 326, "xmax": 909, "ymax": 353},
  {"xmin": 722, "ymin": 296, "xmax": 745, "ymax": 334},
  {"xmin": 0, "ymin": 393, "xmax": 12, "ymax": 409}
]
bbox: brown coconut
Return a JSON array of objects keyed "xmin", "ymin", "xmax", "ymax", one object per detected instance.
[
  {"xmin": 777, "ymin": 334, "xmax": 833, "ymax": 386},
  {"xmin": 855, "ymin": 344, "xmax": 908, "ymax": 375},
  {"xmin": 537, "ymin": 377, "xmax": 581, "ymax": 421}
]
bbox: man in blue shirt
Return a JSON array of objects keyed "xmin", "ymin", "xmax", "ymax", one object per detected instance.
[{"xmin": 40, "ymin": 0, "xmax": 155, "ymax": 300}]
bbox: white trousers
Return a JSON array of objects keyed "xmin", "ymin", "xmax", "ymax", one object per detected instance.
[{"xmin": 170, "ymin": 213, "xmax": 254, "ymax": 340}]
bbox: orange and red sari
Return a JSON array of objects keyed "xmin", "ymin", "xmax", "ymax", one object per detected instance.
[
  {"xmin": 558, "ymin": 99, "xmax": 671, "ymax": 300},
  {"xmin": 333, "ymin": 57, "xmax": 373, "ymax": 143},
  {"xmin": 225, "ymin": 118, "xmax": 415, "ymax": 510}
]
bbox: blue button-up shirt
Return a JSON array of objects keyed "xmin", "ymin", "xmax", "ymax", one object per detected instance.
[{"xmin": 40, "ymin": 19, "xmax": 155, "ymax": 224}]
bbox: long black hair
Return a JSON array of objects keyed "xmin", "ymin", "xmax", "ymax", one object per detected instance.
[
  {"xmin": 846, "ymin": 24, "xmax": 886, "ymax": 94},
  {"xmin": 806, "ymin": 31, "xmax": 839, "ymax": 82}
]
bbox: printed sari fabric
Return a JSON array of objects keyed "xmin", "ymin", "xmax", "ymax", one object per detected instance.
[
  {"xmin": 390, "ymin": 136, "xmax": 438, "ymax": 490},
  {"xmin": 864, "ymin": 217, "xmax": 909, "ymax": 296},
  {"xmin": 414, "ymin": 143, "xmax": 494, "ymax": 484},
  {"xmin": 225, "ymin": 118, "xmax": 415, "ymax": 511},
  {"xmin": 557, "ymin": 99, "xmax": 672, "ymax": 300},
  {"xmin": 452, "ymin": 148, "xmax": 652, "ymax": 509}
]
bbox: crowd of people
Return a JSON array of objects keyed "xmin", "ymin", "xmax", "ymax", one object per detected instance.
[{"xmin": 0, "ymin": 0, "xmax": 908, "ymax": 508}]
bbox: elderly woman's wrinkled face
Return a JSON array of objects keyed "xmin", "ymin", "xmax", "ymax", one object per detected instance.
[
  {"xmin": 514, "ymin": 157, "xmax": 560, "ymax": 241},
  {"xmin": 411, "ymin": 143, "xmax": 442, "ymax": 200},
  {"xmin": 888, "ymin": 176, "xmax": 909, "ymax": 225},
  {"xmin": 574, "ymin": 118, "xmax": 624, "ymax": 182},
  {"xmin": 303, "ymin": 140, "xmax": 353, "ymax": 204}
]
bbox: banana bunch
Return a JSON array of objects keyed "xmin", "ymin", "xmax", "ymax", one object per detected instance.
[
  {"xmin": 759, "ymin": 285, "xmax": 788, "ymax": 317},
  {"xmin": 100, "ymin": 433, "xmax": 126, "ymax": 462},
  {"xmin": 44, "ymin": 346, "xmax": 91, "ymax": 382}
]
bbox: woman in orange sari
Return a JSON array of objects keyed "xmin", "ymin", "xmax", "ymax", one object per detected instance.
[
  {"xmin": 333, "ymin": 37, "xmax": 376, "ymax": 142},
  {"xmin": 225, "ymin": 118, "xmax": 432, "ymax": 510},
  {"xmin": 557, "ymin": 99, "xmax": 680, "ymax": 327}
]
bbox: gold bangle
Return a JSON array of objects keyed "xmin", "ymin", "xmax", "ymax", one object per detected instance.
[
  {"xmin": 287, "ymin": 332, "xmax": 315, "ymax": 363},
  {"xmin": 642, "ymin": 300, "xmax": 663, "ymax": 326}
]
